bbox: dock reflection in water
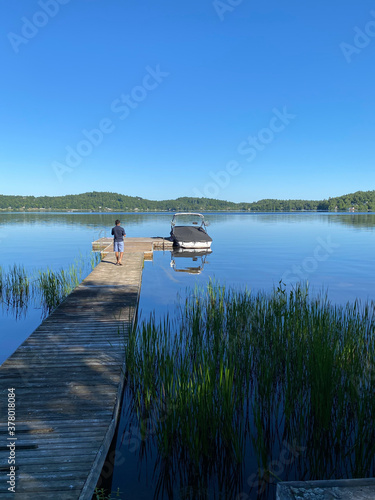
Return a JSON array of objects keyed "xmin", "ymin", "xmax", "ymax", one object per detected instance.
[{"xmin": 169, "ymin": 248, "xmax": 212, "ymax": 275}]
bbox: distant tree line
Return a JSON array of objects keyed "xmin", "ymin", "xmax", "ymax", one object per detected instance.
[
  {"xmin": 319, "ymin": 190, "xmax": 375, "ymax": 212},
  {"xmin": 0, "ymin": 190, "xmax": 374, "ymax": 212}
]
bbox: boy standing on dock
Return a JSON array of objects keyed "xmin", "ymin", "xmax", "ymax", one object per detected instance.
[{"xmin": 111, "ymin": 219, "xmax": 126, "ymax": 266}]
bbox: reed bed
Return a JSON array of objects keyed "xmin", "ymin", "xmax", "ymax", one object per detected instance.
[
  {"xmin": 0, "ymin": 264, "xmax": 31, "ymax": 317},
  {"xmin": 37, "ymin": 264, "xmax": 81, "ymax": 312},
  {"xmin": 124, "ymin": 282, "xmax": 375, "ymax": 498},
  {"xmin": 0, "ymin": 252, "xmax": 101, "ymax": 317}
]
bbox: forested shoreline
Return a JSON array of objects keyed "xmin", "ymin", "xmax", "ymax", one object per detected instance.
[{"xmin": 0, "ymin": 190, "xmax": 374, "ymax": 212}]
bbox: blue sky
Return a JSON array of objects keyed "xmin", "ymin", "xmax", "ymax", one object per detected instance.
[{"xmin": 1, "ymin": 0, "xmax": 375, "ymax": 203}]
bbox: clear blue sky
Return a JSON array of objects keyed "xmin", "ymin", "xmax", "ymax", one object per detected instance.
[{"xmin": 1, "ymin": 0, "xmax": 375, "ymax": 202}]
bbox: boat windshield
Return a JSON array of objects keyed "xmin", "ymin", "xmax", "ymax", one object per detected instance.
[{"xmin": 171, "ymin": 213, "xmax": 206, "ymax": 227}]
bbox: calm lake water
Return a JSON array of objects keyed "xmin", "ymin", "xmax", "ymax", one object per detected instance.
[
  {"xmin": 2, "ymin": 211, "xmax": 375, "ymax": 364},
  {"xmin": 1, "ymin": 212, "xmax": 375, "ymax": 498}
]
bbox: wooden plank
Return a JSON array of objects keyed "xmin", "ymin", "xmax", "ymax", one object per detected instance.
[
  {"xmin": 0, "ymin": 417, "xmax": 111, "ymax": 432},
  {"xmin": 0, "ymin": 249, "xmax": 144, "ymax": 499},
  {"xmin": 0, "ymin": 476, "xmax": 91, "ymax": 491},
  {"xmin": 277, "ymin": 478, "xmax": 375, "ymax": 500},
  {"xmin": 1, "ymin": 492, "xmax": 82, "ymax": 499},
  {"xmin": 0, "ymin": 459, "xmax": 96, "ymax": 469},
  {"xmin": 0, "ymin": 448, "xmax": 98, "ymax": 459},
  {"xmin": 0, "ymin": 384, "xmax": 119, "ymax": 395}
]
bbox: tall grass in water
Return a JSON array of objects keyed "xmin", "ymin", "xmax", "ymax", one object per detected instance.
[
  {"xmin": 37, "ymin": 264, "xmax": 81, "ymax": 313},
  {"xmin": 0, "ymin": 252, "xmax": 101, "ymax": 317},
  {"xmin": 124, "ymin": 282, "xmax": 375, "ymax": 499},
  {"xmin": 0, "ymin": 264, "xmax": 31, "ymax": 317}
]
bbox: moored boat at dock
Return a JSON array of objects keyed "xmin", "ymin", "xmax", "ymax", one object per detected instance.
[{"xmin": 170, "ymin": 213, "xmax": 212, "ymax": 249}]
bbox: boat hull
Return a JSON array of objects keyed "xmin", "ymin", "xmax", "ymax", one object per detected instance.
[
  {"xmin": 171, "ymin": 225, "xmax": 212, "ymax": 249},
  {"xmin": 174, "ymin": 240, "xmax": 212, "ymax": 249}
]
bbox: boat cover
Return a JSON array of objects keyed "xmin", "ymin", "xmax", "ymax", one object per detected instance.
[{"xmin": 171, "ymin": 226, "xmax": 212, "ymax": 243}]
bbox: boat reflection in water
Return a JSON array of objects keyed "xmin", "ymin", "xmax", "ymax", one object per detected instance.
[{"xmin": 170, "ymin": 248, "xmax": 212, "ymax": 275}]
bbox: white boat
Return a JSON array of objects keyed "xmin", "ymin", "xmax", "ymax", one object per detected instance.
[{"xmin": 170, "ymin": 213, "xmax": 212, "ymax": 249}]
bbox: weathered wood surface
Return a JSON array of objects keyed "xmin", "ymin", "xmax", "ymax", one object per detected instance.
[
  {"xmin": 277, "ymin": 478, "xmax": 375, "ymax": 499},
  {"xmin": 92, "ymin": 236, "xmax": 173, "ymax": 257},
  {"xmin": 0, "ymin": 250, "xmax": 145, "ymax": 499}
]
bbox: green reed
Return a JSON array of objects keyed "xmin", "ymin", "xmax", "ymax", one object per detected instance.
[
  {"xmin": 0, "ymin": 252, "xmax": 101, "ymax": 317},
  {"xmin": 0, "ymin": 264, "xmax": 31, "ymax": 316},
  {"xmin": 124, "ymin": 282, "xmax": 375, "ymax": 497},
  {"xmin": 37, "ymin": 264, "xmax": 81, "ymax": 312},
  {"xmin": 93, "ymin": 487, "xmax": 122, "ymax": 500}
]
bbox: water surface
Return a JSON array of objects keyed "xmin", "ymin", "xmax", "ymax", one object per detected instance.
[
  {"xmin": 1, "ymin": 211, "xmax": 375, "ymax": 364},
  {"xmin": 1, "ymin": 212, "xmax": 375, "ymax": 499}
]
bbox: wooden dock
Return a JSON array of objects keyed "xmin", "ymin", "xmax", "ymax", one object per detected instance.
[
  {"xmin": 277, "ymin": 477, "xmax": 375, "ymax": 499},
  {"xmin": 0, "ymin": 237, "xmax": 172, "ymax": 499},
  {"xmin": 92, "ymin": 236, "xmax": 173, "ymax": 260}
]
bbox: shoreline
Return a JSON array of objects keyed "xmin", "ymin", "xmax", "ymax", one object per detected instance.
[{"xmin": 0, "ymin": 209, "xmax": 372, "ymax": 214}]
